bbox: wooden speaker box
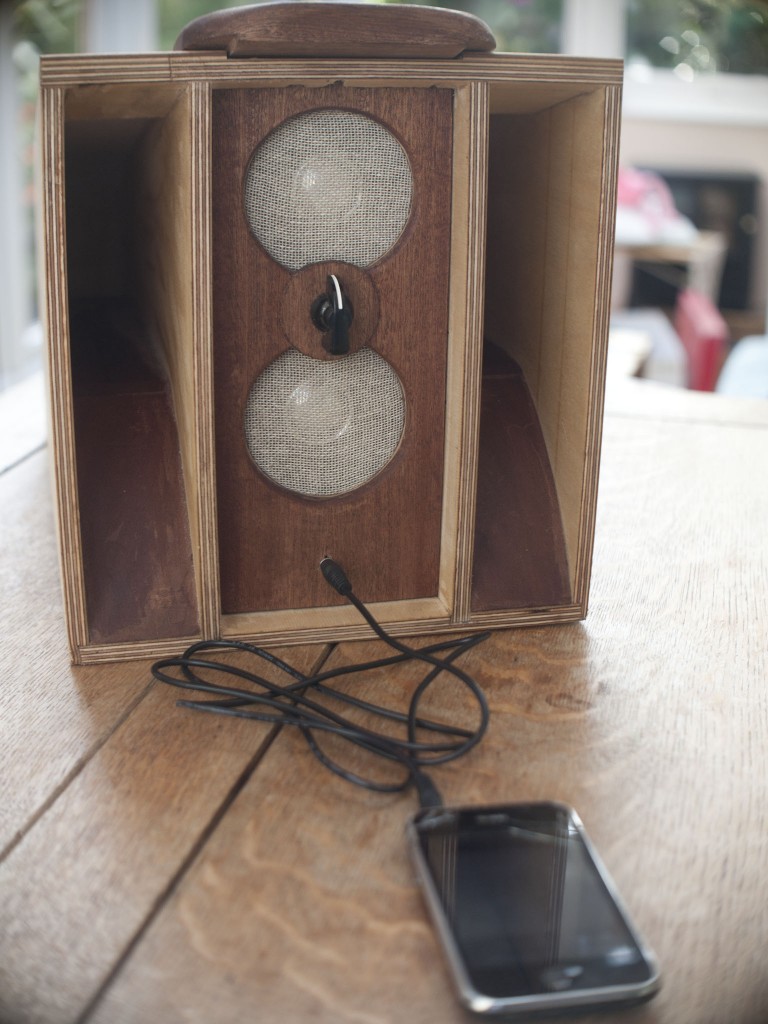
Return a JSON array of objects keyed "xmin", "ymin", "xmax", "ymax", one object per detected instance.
[{"xmin": 38, "ymin": 2, "xmax": 622, "ymax": 664}]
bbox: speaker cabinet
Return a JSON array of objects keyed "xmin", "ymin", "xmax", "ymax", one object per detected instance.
[{"xmin": 38, "ymin": 3, "xmax": 622, "ymax": 664}]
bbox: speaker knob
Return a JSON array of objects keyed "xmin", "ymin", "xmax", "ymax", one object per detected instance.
[{"xmin": 311, "ymin": 274, "xmax": 354, "ymax": 355}]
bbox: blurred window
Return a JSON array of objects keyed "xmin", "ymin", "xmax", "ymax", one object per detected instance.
[
  {"xmin": 0, "ymin": 0, "xmax": 238, "ymax": 393},
  {"xmin": 627, "ymin": 0, "xmax": 768, "ymax": 78},
  {"xmin": 399, "ymin": 1, "xmax": 563, "ymax": 54}
]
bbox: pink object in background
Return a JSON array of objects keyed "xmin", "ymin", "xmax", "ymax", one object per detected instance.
[
  {"xmin": 674, "ymin": 288, "xmax": 729, "ymax": 391},
  {"xmin": 616, "ymin": 167, "xmax": 697, "ymax": 246}
]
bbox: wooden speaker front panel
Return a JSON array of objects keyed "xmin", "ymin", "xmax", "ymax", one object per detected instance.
[{"xmin": 212, "ymin": 85, "xmax": 454, "ymax": 615}]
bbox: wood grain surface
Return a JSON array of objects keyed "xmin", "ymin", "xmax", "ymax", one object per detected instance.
[
  {"xmin": 89, "ymin": 407, "xmax": 768, "ymax": 1024},
  {"xmin": 2, "ymin": 385, "xmax": 767, "ymax": 1024},
  {"xmin": 484, "ymin": 86, "xmax": 620, "ymax": 606},
  {"xmin": 175, "ymin": 1, "xmax": 497, "ymax": 59},
  {"xmin": 0, "ymin": 451, "xmax": 151, "ymax": 858},
  {"xmin": 0, "ymin": 473, "xmax": 329, "ymax": 1023},
  {"xmin": 212, "ymin": 84, "xmax": 453, "ymax": 616},
  {"xmin": 69, "ymin": 302, "xmax": 200, "ymax": 644},
  {"xmin": 471, "ymin": 345, "xmax": 571, "ymax": 611}
]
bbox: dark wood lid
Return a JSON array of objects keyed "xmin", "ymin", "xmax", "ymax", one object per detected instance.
[{"xmin": 175, "ymin": 2, "xmax": 496, "ymax": 59}]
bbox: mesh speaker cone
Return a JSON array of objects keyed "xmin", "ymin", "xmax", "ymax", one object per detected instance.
[
  {"xmin": 244, "ymin": 348, "xmax": 406, "ymax": 498},
  {"xmin": 244, "ymin": 109, "xmax": 413, "ymax": 270}
]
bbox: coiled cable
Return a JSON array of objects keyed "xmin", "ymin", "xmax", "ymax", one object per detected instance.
[{"xmin": 151, "ymin": 559, "xmax": 490, "ymax": 807}]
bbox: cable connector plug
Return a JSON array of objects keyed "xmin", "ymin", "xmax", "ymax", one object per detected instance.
[
  {"xmin": 412, "ymin": 770, "xmax": 443, "ymax": 809},
  {"xmin": 320, "ymin": 557, "xmax": 353, "ymax": 596}
]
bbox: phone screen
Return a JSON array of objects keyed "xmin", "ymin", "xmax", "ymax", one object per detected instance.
[{"xmin": 410, "ymin": 802, "xmax": 658, "ymax": 1009}]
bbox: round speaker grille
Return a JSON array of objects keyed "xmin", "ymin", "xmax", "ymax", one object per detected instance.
[
  {"xmin": 244, "ymin": 348, "xmax": 406, "ymax": 497},
  {"xmin": 244, "ymin": 109, "xmax": 413, "ymax": 270}
]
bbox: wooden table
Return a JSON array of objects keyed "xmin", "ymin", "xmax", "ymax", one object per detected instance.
[{"xmin": 2, "ymin": 378, "xmax": 767, "ymax": 1024}]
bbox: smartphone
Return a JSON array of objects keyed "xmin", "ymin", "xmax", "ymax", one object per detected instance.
[{"xmin": 408, "ymin": 801, "xmax": 660, "ymax": 1017}]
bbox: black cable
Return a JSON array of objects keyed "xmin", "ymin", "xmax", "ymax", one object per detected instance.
[{"xmin": 151, "ymin": 560, "xmax": 490, "ymax": 807}]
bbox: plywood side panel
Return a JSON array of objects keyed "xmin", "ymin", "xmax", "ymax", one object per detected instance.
[
  {"xmin": 484, "ymin": 86, "xmax": 618, "ymax": 599},
  {"xmin": 65, "ymin": 82, "xmax": 185, "ymax": 121},
  {"xmin": 471, "ymin": 346, "xmax": 571, "ymax": 612},
  {"xmin": 484, "ymin": 109, "xmax": 549, "ymax": 401},
  {"xmin": 536, "ymin": 100, "xmax": 576, "ymax": 470},
  {"xmin": 567, "ymin": 84, "xmax": 621, "ymax": 607},
  {"xmin": 69, "ymin": 324, "xmax": 200, "ymax": 644},
  {"xmin": 544, "ymin": 89, "xmax": 617, "ymax": 602},
  {"xmin": 445, "ymin": 81, "xmax": 488, "ymax": 622},
  {"xmin": 39, "ymin": 85, "xmax": 90, "ymax": 658},
  {"xmin": 63, "ymin": 106, "xmax": 200, "ymax": 645},
  {"xmin": 136, "ymin": 83, "xmax": 218, "ymax": 636}
]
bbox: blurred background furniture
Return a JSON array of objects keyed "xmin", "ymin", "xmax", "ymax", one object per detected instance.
[
  {"xmin": 609, "ymin": 288, "xmax": 730, "ymax": 393},
  {"xmin": 673, "ymin": 287, "xmax": 730, "ymax": 391},
  {"xmin": 615, "ymin": 230, "xmax": 729, "ymax": 307},
  {"xmin": 609, "ymin": 307, "xmax": 687, "ymax": 387},
  {"xmin": 628, "ymin": 170, "xmax": 760, "ymax": 314},
  {"xmin": 611, "ymin": 166, "xmax": 751, "ymax": 393},
  {"xmin": 716, "ymin": 334, "xmax": 768, "ymax": 398}
]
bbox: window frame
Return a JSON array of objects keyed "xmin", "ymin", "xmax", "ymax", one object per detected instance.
[{"xmin": 563, "ymin": 0, "xmax": 768, "ymax": 126}]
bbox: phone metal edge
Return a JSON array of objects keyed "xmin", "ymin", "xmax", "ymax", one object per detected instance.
[{"xmin": 406, "ymin": 801, "xmax": 661, "ymax": 1017}]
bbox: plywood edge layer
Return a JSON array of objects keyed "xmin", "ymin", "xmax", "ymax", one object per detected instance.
[
  {"xmin": 218, "ymin": 611, "xmax": 580, "ymax": 649},
  {"xmin": 73, "ymin": 635, "xmax": 203, "ymax": 665},
  {"xmin": 468, "ymin": 604, "xmax": 585, "ymax": 629},
  {"xmin": 222, "ymin": 600, "xmax": 584, "ymax": 642},
  {"xmin": 39, "ymin": 85, "xmax": 90, "ymax": 656},
  {"xmin": 221, "ymin": 597, "xmax": 451, "ymax": 639},
  {"xmin": 447, "ymin": 81, "xmax": 487, "ymax": 620},
  {"xmin": 570, "ymin": 82, "xmax": 622, "ymax": 608},
  {"xmin": 40, "ymin": 52, "xmax": 623, "ymax": 87},
  {"xmin": 72, "ymin": 603, "xmax": 586, "ymax": 663},
  {"xmin": 188, "ymin": 81, "xmax": 220, "ymax": 637}
]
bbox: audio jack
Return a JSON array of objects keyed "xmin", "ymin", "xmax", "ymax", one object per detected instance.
[{"xmin": 311, "ymin": 274, "xmax": 353, "ymax": 355}]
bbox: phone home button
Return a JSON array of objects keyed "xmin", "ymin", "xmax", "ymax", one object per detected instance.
[{"xmin": 540, "ymin": 965, "xmax": 584, "ymax": 991}]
